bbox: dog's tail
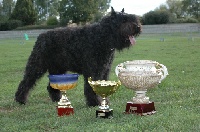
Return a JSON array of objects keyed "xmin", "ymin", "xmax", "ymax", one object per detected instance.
[{"xmin": 15, "ymin": 34, "xmax": 48, "ymax": 104}]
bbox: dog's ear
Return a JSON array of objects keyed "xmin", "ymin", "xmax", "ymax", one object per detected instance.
[
  {"xmin": 121, "ymin": 8, "xmax": 124, "ymax": 13},
  {"xmin": 111, "ymin": 7, "xmax": 116, "ymax": 16}
]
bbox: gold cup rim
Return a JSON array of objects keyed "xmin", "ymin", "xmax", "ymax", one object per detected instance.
[
  {"xmin": 88, "ymin": 77, "xmax": 121, "ymax": 86},
  {"xmin": 88, "ymin": 77, "xmax": 121, "ymax": 97}
]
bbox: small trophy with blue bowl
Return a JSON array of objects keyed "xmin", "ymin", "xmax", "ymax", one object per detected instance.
[{"xmin": 48, "ymin": 74, "xmax": 79, "ymax": 116}]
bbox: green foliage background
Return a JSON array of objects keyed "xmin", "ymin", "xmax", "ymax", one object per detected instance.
[{"xmin": 10, "ymin": 0, "xmax": 37, "ymax": 25}]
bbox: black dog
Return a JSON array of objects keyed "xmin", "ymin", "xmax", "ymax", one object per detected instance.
[{"xmin": 15, "ymin": 7, "xmax": 141, "ymax": 106}]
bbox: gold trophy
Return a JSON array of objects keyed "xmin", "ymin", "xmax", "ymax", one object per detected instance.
[
  {"xmin": 48, "ymin": 74, "xmax": 79, "ymax": 116},
  {"xmin": 88, "ymin": 77, "xmax": 121, "ymax": 118}
]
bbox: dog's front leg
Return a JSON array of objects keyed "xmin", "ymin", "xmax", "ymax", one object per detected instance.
[
  {"xmin": 83, "ymin": 76, "xmax": 101, "ymax": 107},
  {"xmin": 47, "ymin": 83, "xmax": 61, "ymax": 102}
]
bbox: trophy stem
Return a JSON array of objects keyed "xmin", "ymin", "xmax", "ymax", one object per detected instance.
[
  {"xmin": 97, "ymin": 97, "xmax": 113, "ymax": 118},
  {"xmin": 133, "ymin": 90, "xmax": 149, "ymax": 104},
  {"xmin": 99, "ymin": 97, "xmax": 109, "ymax": 110},
  {"xmin": 58, "ymin": 91, "xmax": 72, "ymax": 106}
]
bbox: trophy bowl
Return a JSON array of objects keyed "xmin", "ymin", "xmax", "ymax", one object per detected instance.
[
  {"xmin": 48, "ymin": 73, "xmax": 79, "ymax": 116},
  {"xmin": 118, "ymin": 71, "xmax": 161, "ymax": 115},
  {"xmin": 88, "ymin": 77, "xmax": 121, "ymax": 118},
  {"xmin": 115, "ymin": 60, "xmax": 168, "ymax": 83},
  {"xmin": 118, "ymin": 71, "xmax": 161, "ymax": 91}
]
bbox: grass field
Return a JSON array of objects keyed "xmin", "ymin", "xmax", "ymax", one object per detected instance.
[{"xmin": 0, "ymin": 33, "xmax": 200, "ymax": 131}]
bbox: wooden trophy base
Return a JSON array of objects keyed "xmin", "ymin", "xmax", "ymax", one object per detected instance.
[
  {"xmin": 57, "ymin": 106, "xmax": 74, "ymax": 116},
  {"xmin": 125, "ymin": 102, "xmax": 156, "ymax": 116},
  {"xmin": 96, "ymin": 109, "xmax": 113, "ymax": 119}
]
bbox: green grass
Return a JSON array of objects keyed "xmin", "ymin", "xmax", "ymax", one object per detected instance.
[{"xmin": 0, "ymin": 33, "xmax": 200, "ymax": 131}]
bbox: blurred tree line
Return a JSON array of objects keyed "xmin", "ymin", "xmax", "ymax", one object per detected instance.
[
  {"xmin": 0, "ymin": 0, "xmax": 110, "ymax": 30},
  {"xmin": 142, "ymin": 0, "xmax": 199, "ymax": 24},
  {"xmin": 0, "ymin": 0, "xmax": 199, "ymax": 30}
]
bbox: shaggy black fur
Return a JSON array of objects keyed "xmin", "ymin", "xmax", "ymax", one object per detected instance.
[{"xmin": 15, "ymin": 7, "xmax": 141, "ymax": 106}]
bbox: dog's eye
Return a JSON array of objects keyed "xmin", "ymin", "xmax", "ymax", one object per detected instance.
[{"xmin": 137, "ymin": 26, "xmax": 141, "ymax": 32}]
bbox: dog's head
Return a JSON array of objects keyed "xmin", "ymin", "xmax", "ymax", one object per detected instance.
[{"xmin": 101, "ymin": 7, "xmax": 142, "ymax": 50}]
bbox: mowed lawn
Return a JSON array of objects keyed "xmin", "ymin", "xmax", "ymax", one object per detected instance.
[{"xmin": 0, "ymin": 33, "xmax": 199, "ymax": 131}]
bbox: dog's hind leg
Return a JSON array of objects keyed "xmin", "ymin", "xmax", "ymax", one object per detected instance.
[
  {"xmin": 47, "ymin": 69, "xmax": 66, "ymax": 102},
  {"xmin": 15, "ymin": 48, "xmax": 47, "ymax": 104}
]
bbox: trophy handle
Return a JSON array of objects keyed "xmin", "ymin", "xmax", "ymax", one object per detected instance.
[
  {"xmin": 115, "ymin": 63, "xmax": 124, "ymax": 76},
  {"xmin": 157, "ymin": 63, "xmax": 169, "ymax": 83}
]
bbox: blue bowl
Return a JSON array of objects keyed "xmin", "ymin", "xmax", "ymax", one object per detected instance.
[{"xmin": 48, "ymin": 74, "xmax": 79, "ymax": 84}]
